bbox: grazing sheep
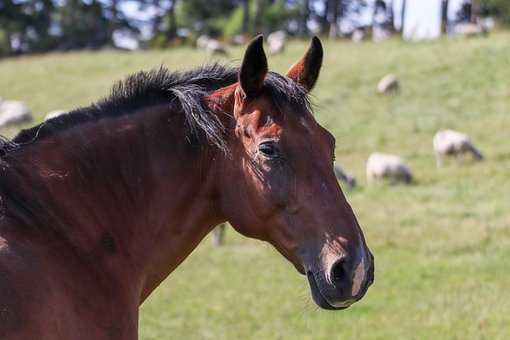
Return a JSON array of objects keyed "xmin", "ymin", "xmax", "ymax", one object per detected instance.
[
  {"xmin": 334, "ymin": 164, "xmax": 357, "ymax": 190},
  {"xmin": 377, "ymin": 74, "xmax": 399, "ymax": 94},
  {"xmin": 230, "ymin": 34, "xmax": 248, "ymax": 46},
  {"xmin": 196, "ymin": 35, "xmax": 228, "ymax": 56},
  {"xmin": 372, "ymin": 26, "xmax": 391, "ymax": 43},
  {"xmin": 205, "ymin": 39, "xmax": 228, "ymax": 56},
  {"xmin": 0, "ymin": 100, "xmax": 33, "ymax": 127},
  {"xmin": 351, "ymin": 29, "xmax": 366, "ymax": 43},
  {"xmin": 267, "ymin": 30, "xmax": 287, "ymax": 55},
  {"xmin": 433, "ymin": 129, "xmax": 483, "ymax": 167},
  {"xmin": 212, "ymin": 223, "xmax": 226, "ymax": 247},
  {"xmin": 196, "ymin": 35, "xmax": 211, "ymax": 49},
  {"xmin": 366, "ymin": 152, "xmax": 412, "ymax": 184},
  {"xmin": 453, "ymin": 22, "xmax": 489, "ymax": 38}
]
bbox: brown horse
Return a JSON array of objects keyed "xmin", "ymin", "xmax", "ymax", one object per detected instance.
[{"xmin": 0, "ymin": 36, "xmax": 373, "ymax": 339}]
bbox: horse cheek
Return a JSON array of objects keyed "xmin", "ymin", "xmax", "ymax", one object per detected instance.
[{"xmin": 268, "ymin": 163, "xmax": 292, "ymax": 209}]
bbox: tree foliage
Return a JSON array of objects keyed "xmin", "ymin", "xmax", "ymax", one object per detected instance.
[
  {"xmin": 0, "ymin": 0, "xmax": 509, "ymax": 57},
  {"xmin": 480, "ymin": 0, "xmax": 510, "ymax": 25}
]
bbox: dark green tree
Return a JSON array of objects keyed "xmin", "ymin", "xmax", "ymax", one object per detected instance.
[
  {"xmin": 0, "ymin": 0, "xmax": 59, "ymax": 54},
  {"xmin": 58, "ymin": 0, "xmax": 110, "ymax": 49},
  {"xmin": 441, "ymin": 0, "xmax": 449, "ymax": 34},
  {"xmin": 480, "ymin": 0, "xmax": 510, "ymax": 25}
]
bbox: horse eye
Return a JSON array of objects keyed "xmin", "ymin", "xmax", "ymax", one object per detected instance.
[{"xmin": 259, "ymin": 142, "xmax": 279, "ymax": 158}]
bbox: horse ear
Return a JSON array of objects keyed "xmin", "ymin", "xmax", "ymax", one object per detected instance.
[
  {"xmin": 286, "ymin": 36, "xmax": 323, "ymax": 92},
  {"xmin": 239, "ymin": 35, "xmax": 268, "ymax": 98}
]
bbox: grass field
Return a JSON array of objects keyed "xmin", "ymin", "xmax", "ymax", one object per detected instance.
[{"xmin": 1, "ymin": 33, "xmax": 509, "ymax": 339}]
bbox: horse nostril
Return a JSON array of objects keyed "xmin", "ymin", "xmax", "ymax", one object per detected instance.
[{"xmin": 330, "ymin": 259, "xmax": 348, "ymax": 287}]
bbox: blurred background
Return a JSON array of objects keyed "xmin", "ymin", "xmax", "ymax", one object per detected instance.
[
  {"xmin": 1, "ymin": 0, "xmax": 509, "ymax": 339},
  {"xmin": 0, "ymin": 0, "xmax": 509, "ymax": 53}
]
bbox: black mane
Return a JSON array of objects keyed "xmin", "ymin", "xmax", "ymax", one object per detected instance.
[{"xmin": 3, "ymin": 63, "xmax": 311, "ymax": 155}]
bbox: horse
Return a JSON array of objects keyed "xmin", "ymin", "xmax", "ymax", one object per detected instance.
[{"xmin": 0, "ymin": 36, "xmax": 374, "ymax": 339}]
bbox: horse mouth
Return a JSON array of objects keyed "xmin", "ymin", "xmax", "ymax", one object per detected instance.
[{"xmin": 306, "ymin": 271, "xmax": 350, "ymax": 310}]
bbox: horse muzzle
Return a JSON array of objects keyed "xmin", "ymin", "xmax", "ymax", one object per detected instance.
[{"xmin": 305, "ymin": 249, "xmax": 374, "ymax": 310}]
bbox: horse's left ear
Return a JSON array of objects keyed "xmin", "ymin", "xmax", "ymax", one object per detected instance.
[
  {"xmin": 286, "ymin": 36, "xmax": 323, "ymax": 92},
  {"xmin": 239, "ymin": 35, "xmax": 268, "ymax": 98}
]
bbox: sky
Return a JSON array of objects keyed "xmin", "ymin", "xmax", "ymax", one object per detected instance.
[
  {"xmin": 402, "ymin": 0, "xmax": 443, "ymax": 40},
  {"xmin": 399, "ymin": 0, "xmax": 467, "ymax": 40}
]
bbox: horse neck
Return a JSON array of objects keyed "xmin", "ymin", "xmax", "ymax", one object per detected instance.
[{"xmin": 3, "ymin": 105, "xmax": 226, "ymax": 302}]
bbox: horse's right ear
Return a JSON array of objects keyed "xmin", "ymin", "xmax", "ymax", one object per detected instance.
[
  {"xmin": 239, "ymin": 35, "xmax": 268, "ymax": 98},
  {"xmin": 286, "ymin": 36, "xmax": 323, "ymax": 92}
]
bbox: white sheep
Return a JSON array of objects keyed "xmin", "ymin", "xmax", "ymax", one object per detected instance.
[
  {"xmin": 196, "ymin": 35, "xmax": 211, "ymax": 49},
  {"xmin": 0, "ymin": 100, "xmax": 33, "ymax": 127},
  {"xmin": 205, "ymin": 39, "xmax": 228, "ymax": 56},
  {"xmin": 196, "ymin": 35, "xmax": 228, "ymax": 56},
  {"xmin": 267, "ymin": 30, "xmax": 287, "ymax": 55},
  {"xmin": 377, "ymin": 74, "xmax": 399, "ymax": 94},
  {"xmin": 433, "ymin": 129, "xmax": 483, "ymax": 167},
  {"xmin": 366, "ymin": 152, "xmax": 412, "ymax": 184}
]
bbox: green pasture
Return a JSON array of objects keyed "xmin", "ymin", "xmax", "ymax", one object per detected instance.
[{"xmin": 0, "ymin": 33, "xmax": 509, "ymax": 339}]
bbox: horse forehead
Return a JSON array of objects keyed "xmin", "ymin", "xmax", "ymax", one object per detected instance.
[
  {"xmin": 257, "ymin": 120, "xmax": 283, "ymax": 137},
  {"xmin": 287, "ymin": 112, "xmax": 322, "ymax": 140},
  {"xmin": 245, "ymin": 94, "xmax": 318, "ymax": 136}
]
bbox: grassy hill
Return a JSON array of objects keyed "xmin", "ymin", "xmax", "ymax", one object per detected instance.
[{"xmin": 1, "ymin": 33, "xmax": 509, "ymax": 339}]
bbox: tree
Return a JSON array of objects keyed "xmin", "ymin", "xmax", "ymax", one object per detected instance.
[
  {"xmin": 0, "ymin": 0, "xmax": 22, "ymax": 54},
  {"xmin": 253, "ymin": 0, "xmax": 266, "ymax": 33},
  {"xmin": 58, "ymin": 0, "xmax": 110, "ymax": 49},
  {"xmin": 178, "ymin": 0, "xmax": 237, "ymax": 36},
  {"xmin": 441, "ymin": 0, "xmax": 449, "ymax": 34},
  {"xmin": 166, "ymin": 0, "xmax": 178, "ymax": 40},
  {"xmin": 106, "ymin": 0, "xmax": 120, "ymax": 43},
  {"xmin": 479, "ymin": 0, "xmax": 510, "ymax": 25},
  {"xmin": 471, "ymin": 0, "xmax": 480, "ymax": 22},
  {"xmin": 0, "ymin": 0, "xmax": 58, "ymax": 54},
  {"xmin": 321, "ymin": 0, "xmax": 330, "ymax": 34},
  {"xmin": 371, "ymin": 0, "xmax": 384, "ymax": 32},
  {"xmin": 323, "ymin": 0, "xmax": 357, "ymax": 38},
  {"xmin": 241, "ymin": 0, "xmax": 250, "ymax": 33},
  {"xmin": 400, "ymin": 0, "xmax": 407, "ymax": 33},
  {"xmin": 328, "ymin": 0, "xmax": 340, "ymax": 38},
  {"xmin": 299, "ymin": 0, "xmax": 310, "ymax": 36},
  {"xmin": 387, "ymin": 0, "xmax": 396, "ymax": 32}
]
